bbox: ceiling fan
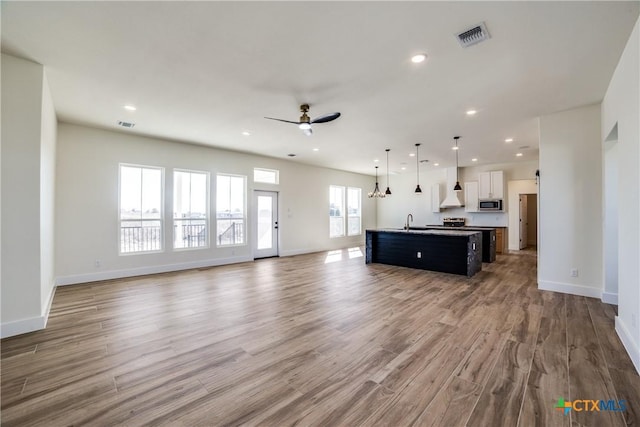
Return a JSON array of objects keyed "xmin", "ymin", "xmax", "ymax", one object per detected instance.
[{"xmin": 265, "ymin": 104, "xmax": 341, "ymax": 136}]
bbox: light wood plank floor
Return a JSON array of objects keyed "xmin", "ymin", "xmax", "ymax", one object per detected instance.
[{"xmin": 1, "ymin": 248, "xmax": 638, "ymax": 426}]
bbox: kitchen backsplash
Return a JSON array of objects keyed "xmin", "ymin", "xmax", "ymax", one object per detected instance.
[{"xmin": 432, "ymin": 208, "xmax": 509, "ymax": 227}]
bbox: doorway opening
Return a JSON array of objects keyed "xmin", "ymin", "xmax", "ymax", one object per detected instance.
[{"xmin": 519, "ymin": 193, "xmax": 538, "ymax": 250}]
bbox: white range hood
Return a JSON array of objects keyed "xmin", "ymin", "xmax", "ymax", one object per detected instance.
[{"xmin": 440, "ymin": 167, "xmax": 463, "ymax": 208}]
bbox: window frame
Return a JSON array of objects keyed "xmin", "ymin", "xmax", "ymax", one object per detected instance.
[
  {"xmin": 172, "ymin": 168, "xmax": 210, "ymax": 251},
  {"xmin": 253, "ymin": 168, "xmax": 279, "ymax": 185},
  {"xmin": 118, "ymin": 163, "xmax": 165, "ymax": 255},
  {"xmin": 329, "ymin": 185, "xmax": 346, "ymax": 238},
  {"xmin": 216, "ymin": 173, "xmax": 247, "ymax": 247},
  {"xmin": 347, "ymin": 187, "xmax": 362, "ymax": 236}
]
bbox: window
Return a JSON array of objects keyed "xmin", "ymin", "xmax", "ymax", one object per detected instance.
[
  {"xmin": 329, "ymin": 185, "xmax": 345, "ymax": 238},
  {"xmin": 216, "ymin": 174, "xmax": 246, "ymax": 246},
  {"xmin": 174, "ymin": 170, "xmax": 209, "ymax": 249},
  {"xmin": 119, "ymin": 164, "xmax": 163, "ymax": 254},
  {"xmin": 253, "ymin": 168, "xmax": 279, "ymax": 184},
  {"xmin": 347, "ymin": 187, "xmax": 362, "ymax": 236}
]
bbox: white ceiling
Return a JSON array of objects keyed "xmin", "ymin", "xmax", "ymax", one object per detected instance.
[{"xmin": 2, "ymin": 1, "xmax": 638, "ymax": 176}]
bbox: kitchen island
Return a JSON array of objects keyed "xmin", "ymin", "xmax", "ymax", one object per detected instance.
[
  {"xmin": 365, "ymin": 228, "xmax": 482, "ymax": 277},
  {"xmin": 421, "ymin": 226, "xmax": 496, "ymax": 263}
]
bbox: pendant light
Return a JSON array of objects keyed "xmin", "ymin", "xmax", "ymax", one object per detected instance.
[
  {"xmin": 414, "ymin": 143, "xmax": 422, "ymax": 194},
  {"xmin": 385, "ymin": 149, "xmax": 392, "ymax": 196},
  {"xmin": 368, "ymin": 166, "xmax": 385, "ymax": 198},
  {"xmin": 453, "ymin": 136, "xmax": 462, "ymax": 191}
]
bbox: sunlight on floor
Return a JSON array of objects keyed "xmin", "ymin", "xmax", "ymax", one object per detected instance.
[
  {"xmin": 348, "ymin": 247, "xmax": 363, "ymax": 259},
  {"xmin": 324, "ymin": 250, "xmax": 343, "ymax": 264},
  {"xmin": 324, "ymin": 247, "xmax": 363, "ymax": 263}
]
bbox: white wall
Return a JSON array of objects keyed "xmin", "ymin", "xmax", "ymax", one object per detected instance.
[
  {"xmin": 40, "ymin": 74, "xmax": 57, "ymax": 311},
  {"xmin": 376, "ymin": 160, "xmax": 538, "ymax": 230},
  {"xmin": 603, "ymin": 139, "xmax": 619, "ymax": 304},
  {"xmin": 55, "ymin": 123, "xmax": 376, "ymax": 284},
  {"xmin": 602, "ymin": 16, "xmax": 640, "ymax": 373},
  {"xmin": 538, "ymin": 103, "xmax": 602, "ymax": 299},
  {"xmin": 1, "ymin": 54, "xmax": 56, "ymax": 337},
  {"xmin": 376, "ymin": 168, "xmax": 447, "ymax": 229}
]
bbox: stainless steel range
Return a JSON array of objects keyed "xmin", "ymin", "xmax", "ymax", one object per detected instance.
[{"xmin": 443, "ymin": 217, "xmax": 466, "ymax": 227}]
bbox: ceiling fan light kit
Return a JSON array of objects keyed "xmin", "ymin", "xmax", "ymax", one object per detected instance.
[{"xmin": 265, "ymin": 104, "xmax": 340, "ymax": 137}]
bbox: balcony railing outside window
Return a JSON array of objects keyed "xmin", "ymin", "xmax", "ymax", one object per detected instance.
[
  {"xmin": 174, "ymin": 220, "xmax": 207, "ymax": 249},
  {"xmin": 217, "ymin": 221, "xmax": 244, "ymax": 246},
  {"xmin": 120, "ymin": 220, "xmax": 162, "ymax": 253}
]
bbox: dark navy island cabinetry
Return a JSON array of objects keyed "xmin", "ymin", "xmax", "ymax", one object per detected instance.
[
  {"xmin": 420, "ymin": 226, "xmax": 496, "ymax": 263},
  {"xmin": 365, "ymin": 229, "xmax": 482, "ymax": 277}
]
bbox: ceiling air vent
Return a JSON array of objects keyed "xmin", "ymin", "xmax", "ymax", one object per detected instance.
[
  {"xmin": 456, "ymin": 22, "xmax": 490, "ymax": 48},
  {"xmin": 117, "ymin": 120, "xmax": 135, "ymax": 128}
]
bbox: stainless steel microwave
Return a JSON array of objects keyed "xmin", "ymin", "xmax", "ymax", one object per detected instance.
[{"xmin": 479, "ymin": 199, "xmax": 503, "ymax": 211}]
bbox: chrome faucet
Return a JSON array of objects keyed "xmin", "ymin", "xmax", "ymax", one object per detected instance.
[{"xmin": 405, "ymin": 213, "xmax": 413, "ymax": 230}]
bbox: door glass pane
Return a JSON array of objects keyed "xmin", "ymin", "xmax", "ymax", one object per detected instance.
[{"xmin": 257, "ymin": 195, "xmax": 272, "ymax": 250}]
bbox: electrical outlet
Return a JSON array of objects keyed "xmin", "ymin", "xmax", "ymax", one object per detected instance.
[
  {"xmin": 417, "ymin": 252, "xmax": 422, "ymax": 259},
  {"xmin": 570, "ymin": 268, "xmax": 578, "ymax": 277}
]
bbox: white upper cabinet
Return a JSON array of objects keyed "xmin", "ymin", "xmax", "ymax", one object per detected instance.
[
  {"xmin": 464, "ymin": 181, "xmax": 479, "ymax": 212},
  {"xmin": 478, "ymin": 170, "xmax": 504, "ymax": 199}
]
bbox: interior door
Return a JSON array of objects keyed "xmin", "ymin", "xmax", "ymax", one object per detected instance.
[
  {"xmin": 519, "ymin": 195, "xmax": 528, "ymax": 249},
  {"xmin": 253, "ymin": 190, "xmax": 278, "ymax": 259}
]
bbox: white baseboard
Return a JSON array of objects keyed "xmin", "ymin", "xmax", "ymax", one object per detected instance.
[
  {"xmin": 42, "ymin": 284, "xmax": 56, "ymax": 328},
  {"xmin": 601, "ymin": 291, "xmax": 618, "ymax": 305},
  {"xmin": 56, "ymin": 255, "xmax": 253, "ymax": 286},
  {"xmin": 1, "ymin": 315, "xmax": 46, "ymax": 339},
  {"xmin": 279, "ymin": 248, "xmax": 316, "ymax": 257},
  {"xmin": 615, "ymin": 316, "xmax": 640, "ymax": 375},
  {"xmin": 280, "ymin": 241, "xmax": 365, "ymax": 258},
  {"xmin": 538, "ymin": 280, "xmax": 602, "ymax": 299},
  {"xmin": 1, "ymin": 281, "xmax": 57, "ymax": 339}
]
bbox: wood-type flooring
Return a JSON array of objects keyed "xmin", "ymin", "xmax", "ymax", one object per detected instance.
[{"xmin": 1, "ymin": 247, "xmax": 638, "ymax": 426}]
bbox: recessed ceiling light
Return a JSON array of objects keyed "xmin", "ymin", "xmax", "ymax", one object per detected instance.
[
  {"xmin": 123, "ymin": 105, "xmax": 136, "ymax": 111},
  {"xmin": 312, "ymin": 148, "xmax": 319, "ymax": 152},
  {"xmin": 516, "ymin": 153, "xmax": 523, "ymax": 157},
  {"xmin": 374, "ymin": 159, "xmax": 379, "ymax": 163},
  {"xmin": 452, "ymin": 146, "xmax": 459, "ymax": 150},
  {"xmin": 505, "ymin": 138, "xmax": 513, "ymax": 143},
  {"xmin": 409, "ymin": 153, "xmax": 415, "ymax": 157},
  {"xmin": 242, "ymin": 131, "xmax": 251, "ymax": 136},
  {"xmin": 411, "ymin": 54, "xmax": 427, "ymax": 63},
  {"xmin": 466, "ymin": 110, "xmax": 477, "ymax": 116},
  {"xmin": 401, "ymin": 166, "xmax": 406, "ymax": 170},
  {"xmin": 434, "ymin": 163, "xmax": 439, "ymax": 166},
  {"xmin": 471, "ymin": 158, "xmax": 478, "ymax": 162}
]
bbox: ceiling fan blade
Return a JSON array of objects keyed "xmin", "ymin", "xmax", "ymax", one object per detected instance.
[
  {"xmin": 311, "ymin": 112, "xmax": 341, "ymax": 124},
  {"xmin": 302, "ymin": 128, "xmax": 313, "ymax": 136},
  {"xmin": 264, "ymin": 117, "xmax": 301, "ymax": 125}
]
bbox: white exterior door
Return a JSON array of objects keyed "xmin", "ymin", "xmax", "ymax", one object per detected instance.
[{"xmin": 253, "ymin": 191, "xmax": 278, "ymax": 258}]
